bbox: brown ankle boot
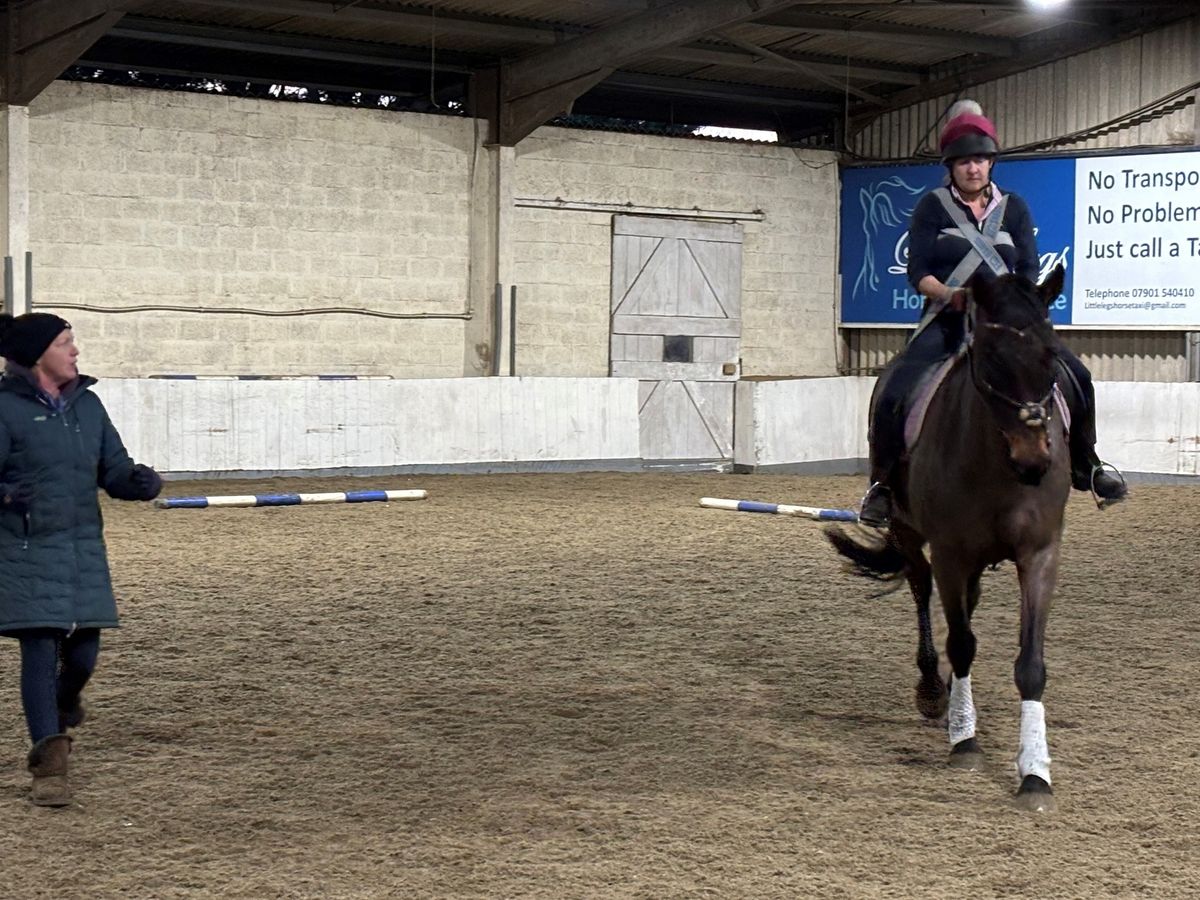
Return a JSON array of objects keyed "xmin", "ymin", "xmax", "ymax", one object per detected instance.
[{"xmin": 28, "ymin": 734, "xmax": 72, "ymax": 807}]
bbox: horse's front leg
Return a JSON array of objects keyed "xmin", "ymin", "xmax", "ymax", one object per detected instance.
[
  {"xmin": 933, "ymin": 557, "xmax": 983, "ymax": 768},
  {"xmin": 1013, "ymin": 541, "xmax": 1061, "ymax": 812}
]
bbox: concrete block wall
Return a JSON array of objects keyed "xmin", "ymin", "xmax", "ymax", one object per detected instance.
[
  {"xmin": 512, "ymin": 128, "xmax": 841, "ymax": 378},
  {"xmin": 510, "ymin": 206, "xmax": 613, "ymax": 376},
  {"xmin": 27, "ymin": 82, "xmax": 475, "ymax": 377},
  {"xmin": 16, "ymin": 81, "xmax": 843, "ymax": 379}
]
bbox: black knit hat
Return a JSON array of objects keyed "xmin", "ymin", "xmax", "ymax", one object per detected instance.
[{"xmin": 0, "ymin": 313, "xmax": 72, "ymax": 368}]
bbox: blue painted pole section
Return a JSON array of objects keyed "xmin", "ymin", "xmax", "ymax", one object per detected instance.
[
  {"xmin": 344, "ymin": 490, "xmax": 391, "ymax": 502},
  {"xmin": 817, "ymin": 509, "xmax": 860, "ymax": 522},
  {"xmin": 256, "ymin": 494, "xmax": 302, "ymax": 506},
  {"xmin": 737, "ymin": 500, "xmax": 779, "ymax": 514}
]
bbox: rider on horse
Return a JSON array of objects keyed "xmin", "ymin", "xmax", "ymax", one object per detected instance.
[{"xmin": 859, "ymin": 100, "xmax": 1127, "ymax": 529}]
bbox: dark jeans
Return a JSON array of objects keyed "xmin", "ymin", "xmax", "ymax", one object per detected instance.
[
  {"xmin": 18, "ymin": 628, "xmax": 100, "ymax": 744},
  {"xmin": 870, "ymin": 311, "xmax": 967, "ymax": 476},
  {"xmin": 870, "ymin": 311, "xmax": 1098, "ymax": 480}
]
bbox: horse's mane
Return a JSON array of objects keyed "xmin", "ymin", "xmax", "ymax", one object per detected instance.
[{"xmin": 979, "ymin": 274, "xmax": 1053, "ymax": 337}]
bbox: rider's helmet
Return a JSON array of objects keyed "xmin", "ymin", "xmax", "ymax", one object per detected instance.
[{"xmin": 939, "ymin": 99, "xmax": 999, "ymax": 163}]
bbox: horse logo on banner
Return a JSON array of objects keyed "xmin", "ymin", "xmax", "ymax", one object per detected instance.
[{"xmin": 851, "ymin": 175, "xmax": 926, "ymax": 301}]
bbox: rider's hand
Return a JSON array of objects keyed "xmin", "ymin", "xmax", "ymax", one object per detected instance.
[{"xmin": 947, "ymin": 289, "xmax": 968, "ymax": 312}]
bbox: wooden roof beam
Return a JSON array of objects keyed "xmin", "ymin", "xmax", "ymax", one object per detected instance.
[
  {"xmin": 661, "ymin": 45, "xmax": 923, "ymax": 85},
  {"xmin": 801, "ymin": 1, "xmax": 1179, "ymax": 11},
  {"xmin": 106, "ymin": 14, "xmax": 922, "ymax": 97},
  {"xmin": 597, "ymin": 71, "xmax": 840, "ymax": 110},
  {"xmin": 496, "ymin": 0, "xmax": 807, "ymax": 145},
  {"xmin": 715, "ymin": 31, "xmax": 885, "ymax": 104},
  {"xmin": 846, "ymin": 15, "xmax": 1184, "ymax": 134},
  {"xmin": 159, "ymin": 1, "xmax": 922, "ymax": 86},
  {"xmin": 167, "ymin": 0, "xmax": 571, "ymax": 44},
  {"xmin": 2, "ymin": 0, "xmax": 129, "ymax": 105},
  {"xmin": 755, "ymin": 10, "xmax": 1015, "ymax": 56}
]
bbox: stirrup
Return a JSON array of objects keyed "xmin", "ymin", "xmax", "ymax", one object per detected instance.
[
  {"xmin": 858, "ymin": 482, "xmax": 892, "ymax": 529},
  {"xmin": 1088, "ymin": 461, "xmax": 1128, "ymax": 509}
]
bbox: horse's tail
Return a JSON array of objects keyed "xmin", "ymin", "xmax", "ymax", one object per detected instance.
[{"xmin": 824, "ymin": 525, "xmax": 909, "ymax": 583}]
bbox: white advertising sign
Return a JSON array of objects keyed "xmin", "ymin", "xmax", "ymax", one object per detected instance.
[{"xmin": 1072, "ymin": 151, "xmax": 1200, "ymax": 326}]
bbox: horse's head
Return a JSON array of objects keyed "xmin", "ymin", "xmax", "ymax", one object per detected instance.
[{"xmin": 966, "ymin": 265, "xmax": 1065, "ymax": 485}]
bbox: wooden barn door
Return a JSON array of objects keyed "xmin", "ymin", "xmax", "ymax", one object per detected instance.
[{"xmin": 610, "ymin": 216, "xmax": 742, "ymax": 463}]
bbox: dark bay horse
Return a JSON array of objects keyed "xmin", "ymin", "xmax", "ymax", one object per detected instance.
[{"xmin": 829, "ymin": 265, "xmax": 1070, "ymax": 812}]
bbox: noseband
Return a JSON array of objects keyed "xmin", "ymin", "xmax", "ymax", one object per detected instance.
[{"xmin": 967, "ymin": 317, "xmax": 1056, "ymax": 429}]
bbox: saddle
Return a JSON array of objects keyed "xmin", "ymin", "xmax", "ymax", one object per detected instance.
[{"xmin": 902, "ymin": 350, "xmax": 1071, "ymax": 452}]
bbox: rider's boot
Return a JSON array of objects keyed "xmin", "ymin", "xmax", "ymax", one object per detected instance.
[
  {"xmin": 1056, "ymin": 349, "xmax": 1127, "ymax": 507},
  {"xmin": 858, "ymin": 317, "xmax": 957, "ymax": 530},
  {"xmin": 860, "ymin": 392, "xmax": 905, "ymax": 530},
  {"xmin": 858, "ymin": 479, "xmax": 894, "ymax": 529},
  {"xmin": 1070, "ymin": 445, "xmax": 1128, "ymax": 507}
]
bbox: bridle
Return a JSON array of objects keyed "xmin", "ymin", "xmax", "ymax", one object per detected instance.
[{"xmin": 966, "ymin": 310, "xmax": 1056, "ymax": 430}]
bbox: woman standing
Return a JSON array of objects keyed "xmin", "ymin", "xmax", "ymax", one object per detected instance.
[
  {"xmin": 0, "ymin": 312, "xmax": 163, "ymax": 806},
  {"xmin": 859, "ymin": 100, "xmax": 1126, "ymax": 528}
]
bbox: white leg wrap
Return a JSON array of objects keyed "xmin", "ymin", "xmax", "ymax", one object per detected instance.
[
  {"xmin": 947, "ymin": 675, "xmax": 977, "ymax": 745},
  {"xmin": 1016, "ymin": 700, "xmax": 1052, "ymax": 784}
]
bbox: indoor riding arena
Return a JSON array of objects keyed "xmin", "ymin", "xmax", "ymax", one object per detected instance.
[
  {"xmin": 0, "ymin": 472, "xmax": 1197, "ymax": 897},
  {"xmin": 4, "ymin": 1, "xmax": 1200, "ymax": 898}
]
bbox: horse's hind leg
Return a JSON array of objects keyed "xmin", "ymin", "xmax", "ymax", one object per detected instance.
[
  {"xmin": 895, "ymin": 526, "xmax": 943, "ymax": 719},
  {"xmin": 1013, "ymin": 542, "xmax": 1061, "ymax": 812},
  {"xmin": 934, "ymin": 559, "xmax": 984, "ymax": 769}
]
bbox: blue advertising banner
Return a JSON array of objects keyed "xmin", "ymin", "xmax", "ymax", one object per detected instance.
[{"xmin": 839, "ymin": 157, "xmax": 1077, "ymax": 326}]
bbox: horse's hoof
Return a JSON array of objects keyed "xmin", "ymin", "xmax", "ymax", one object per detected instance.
[
  {"xmin": 1014, "ymin": 775, "xmax": 1056, "ymax": 813},
  {"xmin": 948, "ymin": 738, "xmax": 984, "ymax": 770},
  {"xmin": 915, "ymin": 678, "xmax": 948, "ymax": 719}
]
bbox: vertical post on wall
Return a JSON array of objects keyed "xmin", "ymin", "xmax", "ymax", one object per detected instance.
[
  {"xmin": 508, "ymin": 285, "xmax": 517, "ymax": 376},
  {"xmin": 24, "ymin": 250, "xmax": 32, "ymax": 309},
  {"xmin": 2, "ymin": 256, "xmax": 12, "ymax": 316},
  {"xmin": 493, "ymin": 145, "xmax": 515, "ymax": 377},
  {"xmin": 1, "ymin": 106, "xmax": 31, "ymax": 315},
  {"xmin": 492, "ymin": 282, "xmax": 504, "ymax": 376},
  {"xmin": 1193, "ymin": 86, "xmax": 1199, "ymax": 147},
  {"xmin": 1189, "ymin": 89, "xmax": 1199, "ymax": 382}
]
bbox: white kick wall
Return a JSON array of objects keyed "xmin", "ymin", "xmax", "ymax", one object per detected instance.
[{"xmin": 93, "ymin": 375, "xmax": 1198, "ymax": 481}]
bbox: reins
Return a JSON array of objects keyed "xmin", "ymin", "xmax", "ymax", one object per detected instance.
[{"xmin": 966, "ymin": 306, "xmax": 1056, "ymax": 429}]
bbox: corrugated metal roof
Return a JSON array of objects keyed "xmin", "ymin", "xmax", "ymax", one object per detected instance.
[
  {"xmin": 853, "ymin": 14, "xmax": 1200, "ymax": 159},
  {"xmin": 24, "ymin": 1, "xmax": 1197, "ymax": 142}
]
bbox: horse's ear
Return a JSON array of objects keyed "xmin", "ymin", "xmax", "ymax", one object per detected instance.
[{"xmin": 1038, "ymin": 264, "xmax": 1065, "ymax": 309}]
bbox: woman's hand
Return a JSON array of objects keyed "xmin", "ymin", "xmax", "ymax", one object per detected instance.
[
  {"xmin": 1, "ymin": 482, "xmax": 34, "ymax": 514},
  {"xmin": 918, "ymin": 276, "xmax": 967, "ymax": 312},
  {"xmin": 128, "ymin": 464, "xmax": 163, "ymax": 501}
]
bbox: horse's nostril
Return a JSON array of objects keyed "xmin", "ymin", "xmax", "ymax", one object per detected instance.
[
  {"xmin": 1008, "ymin": 442, "xmax": 1051, "ymax": 486},
  {"xmin": 1015, "ymin": 464, "xmax": 1045, "ymax": 486}
]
